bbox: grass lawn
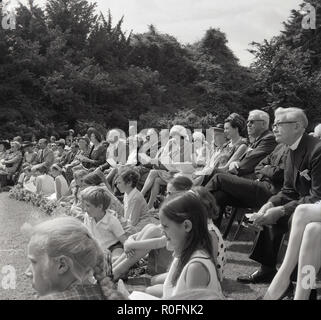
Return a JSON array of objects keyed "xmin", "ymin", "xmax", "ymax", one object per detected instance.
[{"xmin": 0, "ymin": 192, "xmax": 269, "ymax": 300}]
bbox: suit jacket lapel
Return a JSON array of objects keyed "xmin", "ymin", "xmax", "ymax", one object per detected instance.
[{"xmin": 239, "ymin": 130, "xmax": 269, "ymax": 161}]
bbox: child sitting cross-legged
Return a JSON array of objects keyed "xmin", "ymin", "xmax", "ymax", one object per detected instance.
[
  {"xmin": 82, "ymin": 186, "xmax": 127, "ymax": 262},
  {"xmin": 145, "ymin": 186, "xmax": 226, "ymax": 297},
  {"xmin": 112, "ymin": 175, "xmax": 194, "ymax": 282},
  {"xmin": 118, "ymin": 191, "xmax": 224, "ymax": 300}
]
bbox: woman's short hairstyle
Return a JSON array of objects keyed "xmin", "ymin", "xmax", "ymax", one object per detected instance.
[
  {"xmin": 11, "ymin": 141, "xmax": 21, "ymax": 150},
  {"xmin": 275, "ymin": 107, "xmax": 308, "ymax": 129},
  {"xmin": 160, "ymin": 192, "xmax": 214, "ymax": 286},
  {"xmin": 192, "ymin": 131, "xmax": 205, "ymax": 142},
  {"xmin": 88, "ymin": 128, "xmax": 102, "ymax": 143},
  {"xmin": 225, "ymin": 113, "xmax": 247, "ymax": 137},
  {"xmin": 78, "ymin": 136, "xmax": 90, "ymax": 146},
  {"xmin": 169, "ymin": 175, "xmax": 193, "ymax": 192},
  {"xmin": 81, "ymin": 186, "xmax": 111, "ymax": 211},
  {"xmin": 83, "ymin": 172, "xmax": 103, "ymax": 186},
  {"xmin": 57, "ymin": 142, "xmax": 65, "ymax": 149},
  {"xmin": 170, "ymin": 125, "xmax": 190, "ymax": 140},
  {"xmin": 119, "ymin": 169, "xmax": 140, "ymax": 188}
]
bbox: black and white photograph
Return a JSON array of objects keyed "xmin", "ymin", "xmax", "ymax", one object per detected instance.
[{"xmin": 0, "ymin": 0, "xmax": 321, "ymax": 304}]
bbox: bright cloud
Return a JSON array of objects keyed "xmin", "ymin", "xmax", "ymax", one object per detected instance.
[{"xmin": 18, "ymin": 0, "xmax": 304, "ymax": 66}]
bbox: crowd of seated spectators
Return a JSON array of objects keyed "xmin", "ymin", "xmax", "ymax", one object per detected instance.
[{"xmin": 4, "ymin": 110, "xmax": 321, "ymax": 300}]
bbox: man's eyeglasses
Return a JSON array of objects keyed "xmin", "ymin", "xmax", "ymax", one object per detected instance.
[
  {"xmin": 272, "ymin": 121, "xmax": 297, "ymax": 130},
  {"xmin": 247, "ymin": 120, "xmax": 265, "ymax": 125}
]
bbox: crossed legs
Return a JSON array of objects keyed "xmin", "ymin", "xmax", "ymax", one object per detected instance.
[
  {"xmin": 295, "ymin": 222, "xmax": 321, "ymax": 299},
  {"xmin": 112, "ymin": 224, "xmax": 162, "ymax": 280},
  {"xmin": 265, "ymin": 203, "xmax": 321, "ymax": 300},
  {"xmin": 141, "ymin": 169, "xmax": 159, "ymax": 196},
  {"xmin": 141, "ymin": 170, "xmax": 166, "ymax": 209}
]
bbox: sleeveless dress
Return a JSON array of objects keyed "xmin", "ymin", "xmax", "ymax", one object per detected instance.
[
  {"xmin": 47, "ymin": 174, "xmax": 69, "ymax": 201},
  {"xmin": 162, "ymin": 250, "xmax": 223, "ymax": 299},
  {"xmin": 36, "ymin": 174, "xmax": 55, "ymax": 196},
  {"xmin": 207, "ymin": 219, "xmax": 227, "ymax": 282}
]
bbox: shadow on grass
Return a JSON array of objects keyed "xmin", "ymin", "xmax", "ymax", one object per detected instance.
[
  {"xmin": 222, "ymin": 278, "xmax": 255, "ymax": 294},
  {"xmin": 221, "ymin": 222, "xmax": 257, "ymax": 242},
  {"xmin": 228, "ymin": 242, "xmax": 252, "ymax": 254},
  {"xmin": 227, "ymin": 258, "xmax": 257, "ymax": 267}
]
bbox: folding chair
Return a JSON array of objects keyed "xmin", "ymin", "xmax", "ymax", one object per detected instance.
[{"xmin": 223, "ymin": 207, "xmax": 254, "ymax": 240}]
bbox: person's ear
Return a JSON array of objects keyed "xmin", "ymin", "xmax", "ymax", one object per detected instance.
[
  {"xmin": 183, "ymin": 220, "xmax": 192, "ymax": 233},
  {"xmin": 295, "ymin": 122, "xmax": 301, "ymax": 131},
  {"xmin": 56, "ymin": 256, "xmax": 71, "ymax": 275}
]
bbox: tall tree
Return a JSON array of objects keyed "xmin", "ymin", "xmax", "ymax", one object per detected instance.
[{"xmin": 249, "ymin": 0, "xmax": 321, "ymax": 128}]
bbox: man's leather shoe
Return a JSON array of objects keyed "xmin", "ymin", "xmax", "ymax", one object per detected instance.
[
  {"xmin": 309, "ymin": 289, "xmax": 317, "ymax": 300},
  {"xmin": 237, "ymin": 269, "xmax": 276, "ymax": 284}
]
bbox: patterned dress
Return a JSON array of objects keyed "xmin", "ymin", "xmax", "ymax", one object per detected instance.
[{"xmin": 207, "ymin": 219, "xmax": 227, "ymax": 282}]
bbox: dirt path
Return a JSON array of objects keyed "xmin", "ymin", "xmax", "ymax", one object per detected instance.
[{"xmin": 0, "ymin": 192, "xmax": 269, "ymax": 300}]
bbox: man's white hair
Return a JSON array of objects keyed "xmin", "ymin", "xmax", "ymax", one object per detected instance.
[
  {"xmin": 314, "ymin": 123, "xmax": 321, "ymax": 138},
  {"xmin": 275, "ymin": 107, "xmax": 308, "ymax": 129},
  {"xmin": 192, "ymin": 131, "xmax": 205, "ymax": 141},
  {"xmin": 249, "ymin": 110, "xmax": 270, "ymax": 128}
]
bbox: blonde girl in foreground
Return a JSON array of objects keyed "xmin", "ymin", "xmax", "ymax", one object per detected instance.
[{"xmin": 24, "ymin": 216, "xmax": 125, "ymax": 300}]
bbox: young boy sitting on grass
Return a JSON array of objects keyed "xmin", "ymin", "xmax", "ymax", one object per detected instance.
[{"xmin": 82, "ymin": 186, "xmax": 127, "ymax": 262}]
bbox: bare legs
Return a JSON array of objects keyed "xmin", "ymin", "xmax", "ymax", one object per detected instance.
[
  {"xmin": 264, "ymin": 203, "xmax": 321, "ymax": 299},
  {"xmin": 295, "ymin": 222, "xmax": 321, "ymax": 300},
  {"xmin": 106, "ymin": 167, "xmax": 118, "ymax": 186},
  {"xmin": 145, "ymin": 273, "xmax": 168, "ymax": 298},
  {"xmin": 113, "ymin": 249, "xmax": 149, "ymax": 281},
  {"xmin": 141, "ymin": 170, "xmax": 159, "ymax": 196},
  {"xmin": 112, "ymin": 224, "xmax": 162, "ymax": 281},
  {"xmin": 111, "ymin": 248, "xmax": 124, "ymax": 264},
  {"xmin": 147, "ymin": 177, "xmax": 166, "ymax": 209},
  {"xmin": 141, "ymin": 170, "xmax": 166, "ymax": 209}
]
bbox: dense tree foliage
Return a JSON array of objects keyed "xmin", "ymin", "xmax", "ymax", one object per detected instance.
[
  {"xmin": 249, "ymin": 0, "xmax": 321, "ymax": 130},
  {"xmin": 0, "ymin": 0, "xmax": 320, "ymax": 138}
]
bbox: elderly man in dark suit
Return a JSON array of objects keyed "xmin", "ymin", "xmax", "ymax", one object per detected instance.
[
  {"xmin": 205, "ymin": 110, "xmax": 277, "ymax": 226},
  {"xmin": 32, "ymin": 138, "xmax": 55, "ymax": 171},
  {"xmin": 238, "ymin": 107, "xmax": 321, "ymax": 284},
  {"xmin": 209, "ymin": 143, "xmax": 288, "ymax": 223}
]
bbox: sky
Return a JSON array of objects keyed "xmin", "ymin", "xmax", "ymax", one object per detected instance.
[{"xmin": 16, "ymin": 0, "xmax": 304, "ymax": 66}]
